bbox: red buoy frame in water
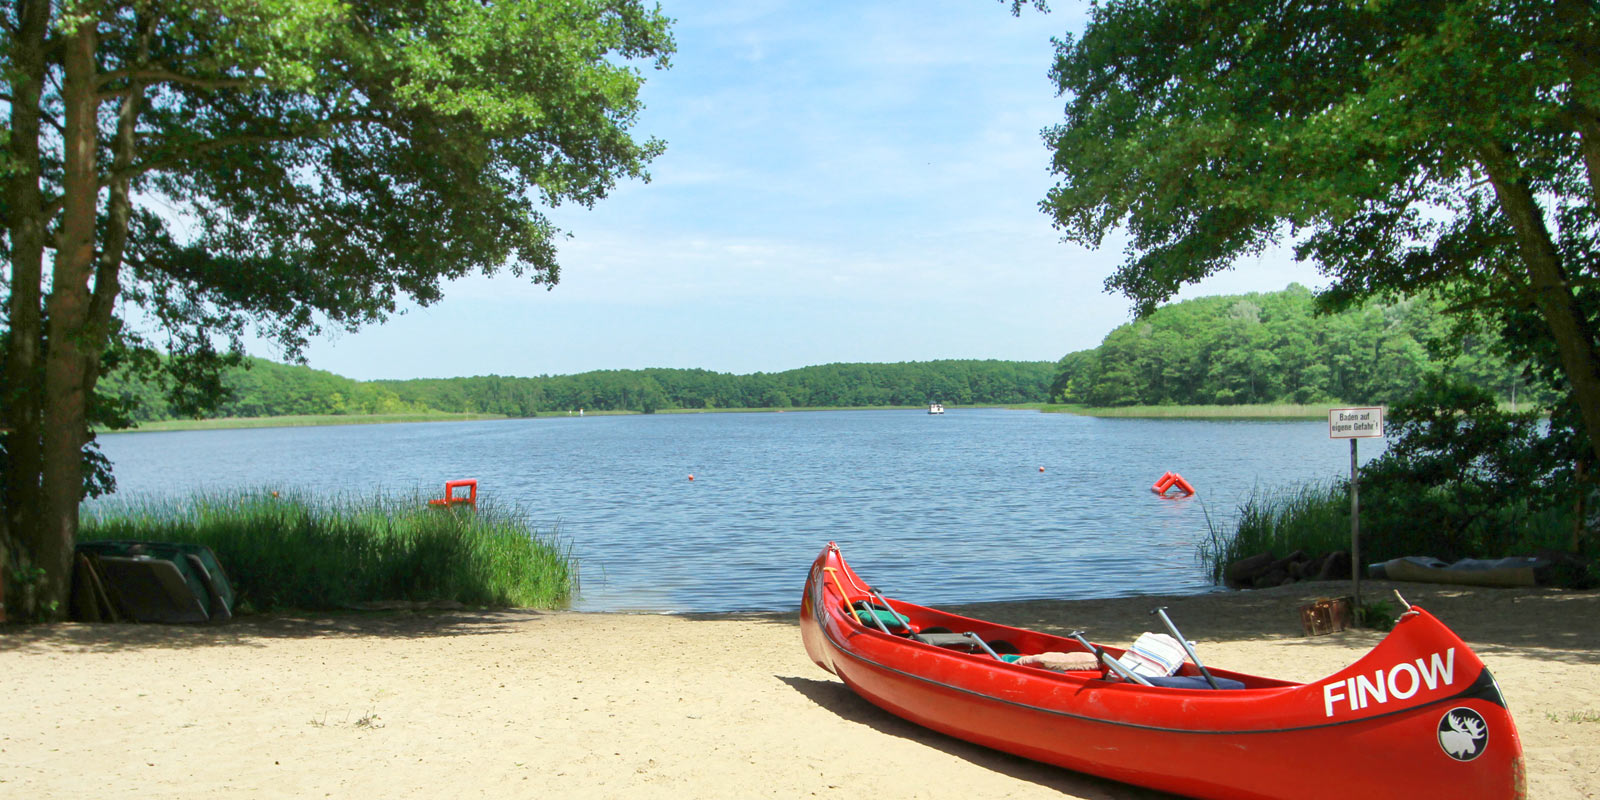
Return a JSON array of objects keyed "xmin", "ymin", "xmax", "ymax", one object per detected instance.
[
  {"xmin": 1151, "ymin": 471, "xmax": 1196, "ymax": 497},
  {"xmin": 428, "ymin": 478, "xmax": 478, "ymax": 506}
]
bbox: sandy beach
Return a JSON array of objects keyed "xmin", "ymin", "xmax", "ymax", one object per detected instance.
[{"xmin": 3, "ymin": 579, "xmax": 1596, "ymax": 799}]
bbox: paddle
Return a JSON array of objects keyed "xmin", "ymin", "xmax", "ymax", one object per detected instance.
[
  {"xmin": 822, "ymin": 567, "xmax": 872, "ymax": 627},
  {"xmin": 864, "ymin": 586, "xmax": 912, "ymax": 634},
  {"xmin": 1151, "ymin": 606, "xmax": 1221, "ymax": 690}
]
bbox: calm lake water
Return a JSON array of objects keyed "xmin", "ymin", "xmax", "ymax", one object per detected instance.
[{"xmin": 91, "ymin": 409, "xmax": 1385, "ymax": 612}]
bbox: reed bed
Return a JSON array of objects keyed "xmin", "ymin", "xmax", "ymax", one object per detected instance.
[
  {"xmin": 80, "ymin": 489, "xmax": 573, "ymax": 611},
  {"xmin": 1062, "ymin": 403, "xmax": 1329, "ymax": 419},
  {"xmin": 1200, "ymin": 482, "xmax": 1353, "ymax": 583},
  {"xmin": 1200, "ymin": 481, "xmax": 1584, "ymax": 584}
]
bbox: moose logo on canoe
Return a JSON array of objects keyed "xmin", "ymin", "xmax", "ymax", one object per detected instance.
[{"xmin": 1437, "ymin": 707, "xmax": 1489, "ymax": 761}]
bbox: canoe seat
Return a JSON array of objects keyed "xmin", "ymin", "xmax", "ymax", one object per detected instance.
[
  {"xmin": 912, "ymin": 631, "xmax": 1020, "ymax": 655},
  {"xmin": 911, "ymin": 632, "xmax": 976, "ymax": 647},
  {"xmin": 1144, "ymin": 675, "xmax": 1246, "ymax": 690}
]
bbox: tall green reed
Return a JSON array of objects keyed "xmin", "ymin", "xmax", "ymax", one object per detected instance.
[
  {"xmin": 1200, "ymin": 480, "xmax": 1583, "ymax": 583},
  {"xmin": 80, "ymin": 489, "xmax": 574, "ymax": 611},
  {"xmin": 1200, "ymin": 482, "xmax": 1352, "ymax": 583}
]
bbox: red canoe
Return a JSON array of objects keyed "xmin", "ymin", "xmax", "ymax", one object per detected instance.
[{"xmin": 800, "ymin": 542, "xmax": 1525, "ymax": 800}]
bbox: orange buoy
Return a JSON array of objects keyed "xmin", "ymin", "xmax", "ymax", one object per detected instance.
[
  {"xmin": 1039, "ymin": 466, "xmax": 1045, "ymax": 472},
  {"xmin": 1153, "ymin": 471, "xmax": 1195, "ymax": 497},
  {"xmin": 688, "ymin": 474, "xmax": 695, "ymax": 481},
  {"xmin": 1152, "ymin": 471, "xmax": 1176, "ymax": 493}
]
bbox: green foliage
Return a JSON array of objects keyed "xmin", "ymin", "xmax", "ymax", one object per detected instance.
[
  {"xmin": 379, "ymin": 360, "xmax": 1054, "ymax": 415},
  {"xmin": 1, "ymin": 562, "xmax": 58, "ymax": 623},
  {"xmin": 1042, "ymin": 1, "xmax": 1597, "ymax": 316},
  {"xmin": 111, "ymin": 0, "xmax": 676, "ymax": 357},
  {"xmin": 1054, "ymin": 286, "xmax": 1543, "ymax": 407},
  {"xmin": 1041, "ymin": 0, "xmax": 1600, "ymax": 484},
  {"xmin": 1358, "ymin": 600, "xmax": 1397, "ymax": 632},
  {"xmin": 1201, "ymin": 376, "xmax": 1596, "ymax": 582},
  {"xmin": 1358, "ymin": 376, "xmax": 1573, "ymax": 561},
  {"xmin": 99, "ymin": 359, "xmax": 1057, "ymax": 421},
  {"xmin": 3, "ymin": 0, "xmax": 675, "ymax": 618},
  {"xmin": 79, "ymin": 490, "xmax": 574, "ymax": 610},
  {"xmin": 98, "ymin": 357, "xmax": 432, "ymax": 421}
]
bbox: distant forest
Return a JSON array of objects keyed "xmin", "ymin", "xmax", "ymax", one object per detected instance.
[
  {"xmin": 99, "ymin": 286, "xmax": 1545, "ymax": 423},
  {"xmin": 1051, "ymin": 285, "xmax": 1546, "ymax": 407},
  {"xmin": 101, "ymin": 359, "xmax": 1055, "ymax": 421}
]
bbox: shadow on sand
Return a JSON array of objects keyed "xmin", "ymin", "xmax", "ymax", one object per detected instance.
[{"xmin": 777, "ymin": 674, "xmax": 1177, "ymax": 800}]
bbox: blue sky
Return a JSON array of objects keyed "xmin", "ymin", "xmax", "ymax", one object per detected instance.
[{"xmin": 290, "ymin": 0, "xmax": 1321, "ymax": 381}]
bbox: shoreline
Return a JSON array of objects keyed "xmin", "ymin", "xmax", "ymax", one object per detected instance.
[
  {"xmin": 5, "ymin": 580, "xmax": 1595, "ymax": 799},
  {"xmin": 103, "ymin": 403, "xmax": 1344, "ymax": 433}
]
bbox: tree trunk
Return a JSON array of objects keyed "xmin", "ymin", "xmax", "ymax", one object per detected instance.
[
  {"xmin": 1, "ymin": 0, "xmax": 53, "ymax": 618},
  {"xmin": 35, "ymin": 20, "xmax": 103, "ymax": 620},
  {"xmin": 1479, "ymin": 145, "xmax": 1600, "ymax": 467}
]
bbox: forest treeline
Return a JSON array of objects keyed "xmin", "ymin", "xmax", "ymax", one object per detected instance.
[
  {"xmin": 1051, "ymin": 285, "xmax": 1546, "ymax": 407},
  {"xmin": 375, "ymin": 360, "xmax": 1052, "ymax": 414},
  {"xmin": 102, "ymin": 359, "xmax": 1056, "ymax": 420},
  {"xmin": 101, "ymin": 286, "xmax": 1542, "ymax": 422}
]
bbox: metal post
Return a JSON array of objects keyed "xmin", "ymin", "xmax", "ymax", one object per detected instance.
[{"xmin": 1351, "ymin": 438, "xmax": 1362, "ymax": 617}]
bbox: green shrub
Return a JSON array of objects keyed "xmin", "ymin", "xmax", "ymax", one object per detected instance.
[
  {"xmin": 80, "ymin": 489, "xmax": 574, "ymax": 611},
  {"xmin": 1356, "ymin": 376, "xmax": 1572, "ymax": 561},
  {"xmin": 1200, "ymin": 480, "xmax": 1588, "ymax": 583},
  {"xmin": 1201, "ymin": 376, "xmax": 1597, "ymax": 584}
]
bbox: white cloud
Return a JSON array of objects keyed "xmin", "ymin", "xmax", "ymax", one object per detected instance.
[{"xmin": 291, "ymin": 0, "xmax": 1319, "ymax": 380}]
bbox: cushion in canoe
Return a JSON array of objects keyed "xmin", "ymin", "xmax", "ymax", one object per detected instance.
[
  {"xmin": 1012, "ymin": 651, "xmax": 1100, "ymax": 671},
  {"xmin": 849, "ymin": 602, "xmax": 911, "ymax": 630}
]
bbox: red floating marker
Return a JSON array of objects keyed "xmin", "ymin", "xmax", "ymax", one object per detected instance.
[
  {"xmin": 1152, "ymin": 471, "xmax": 1195, "ymax": 497},
  {"xmin": 428, "ymin": 478, "xmax": 478, "ymax": 506},
  {"xmin": 688, "ymin": 474, "xmax": 695, "ymax": 481}
]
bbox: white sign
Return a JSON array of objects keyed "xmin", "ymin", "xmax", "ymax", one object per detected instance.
[{"xmin": 1329, "ymin": 406, "xmax": 1385, "ymax": 438}]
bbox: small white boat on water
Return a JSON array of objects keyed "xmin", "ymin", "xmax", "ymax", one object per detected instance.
[{"xmin": 928, "ymin": 403, "xmax": 945, "ymax": 414}]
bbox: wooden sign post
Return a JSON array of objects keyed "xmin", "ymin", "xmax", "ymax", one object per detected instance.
[{"xmin": 1329, "ymin": 407, "xmax": 1385, "ymax": 616}]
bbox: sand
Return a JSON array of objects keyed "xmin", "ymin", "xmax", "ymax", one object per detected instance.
[{"xmin": 2, "ymin": 579, "xmax": 1596, "ymax": 799}]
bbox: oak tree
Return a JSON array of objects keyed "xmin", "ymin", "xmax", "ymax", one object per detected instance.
[
  {"xmin": 1, "ymin": 0, "xmax": 673, "ymax": 618},
  {"xmin": 1042, "ymin": 0, "xmax": 1600, "ymax": 458}
]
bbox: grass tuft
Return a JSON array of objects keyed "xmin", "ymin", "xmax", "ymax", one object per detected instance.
[
  {"xmin": 80, "ymin": 489, "xmax": 574, "ymax": 611},
  {"xmin": 1200, "ymin": 481, "xmax": 1586, "ymax": 584},
  {"xmin": 1200, "ymin": 482, "xmax": 1353, "ymax": 583}
]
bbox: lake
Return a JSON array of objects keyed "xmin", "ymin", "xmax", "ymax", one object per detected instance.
[{"xmin": 91, "ymin": 409, "xmax": 1385, "ymax": 612}]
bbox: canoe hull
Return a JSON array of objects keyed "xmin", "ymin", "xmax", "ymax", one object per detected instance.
[{"xmin": 801, "ymin": 543, "xmax": 1525, "ymax": 800}]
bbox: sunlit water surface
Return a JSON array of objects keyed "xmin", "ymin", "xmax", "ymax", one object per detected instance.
[{"xmin": 92, "ymin": 409, "xmax": 1385, "ymax": 612}]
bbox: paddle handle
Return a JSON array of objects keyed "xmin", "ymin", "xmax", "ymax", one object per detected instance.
[{"xmin": 1151, "ymin": 606, "xmax": 1220, "ymax": 690}]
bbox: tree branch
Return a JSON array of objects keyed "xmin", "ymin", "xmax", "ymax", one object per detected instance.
[
  {"xmin": 1578, "ymin": 111, "xmax": 1600, "ymax": 208},
  {"xmin": 97, "ymin": 66, "xmax": 256, "ymax": 95},
  {"xmin": 91, "ymin": 113, "xmax": 390, "ymax": 195}
]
